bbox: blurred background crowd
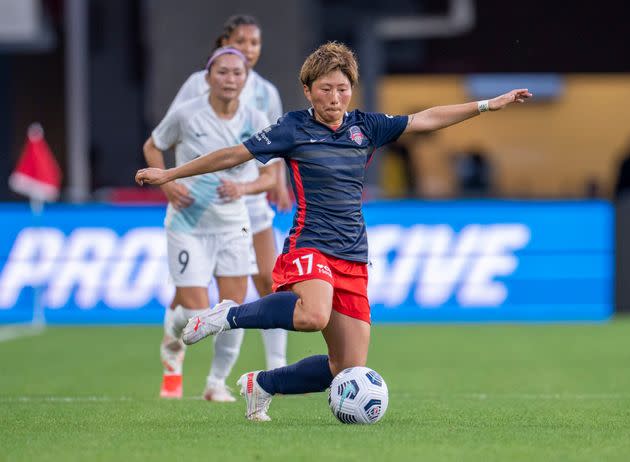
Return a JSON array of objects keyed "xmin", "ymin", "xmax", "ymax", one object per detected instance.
[{"xmin": 1, "ymin": 0, "xmax": 629, "ymax": 202}]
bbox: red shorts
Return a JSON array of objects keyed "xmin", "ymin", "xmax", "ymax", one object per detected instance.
[{"xmin": 272, "ymin": 247, "xmax": 370, "ymax": 324}]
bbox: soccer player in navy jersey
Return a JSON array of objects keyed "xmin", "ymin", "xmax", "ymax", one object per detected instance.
[{"xmin": 136, "ymin": 42, "xmax": 532, "ymax": 421}]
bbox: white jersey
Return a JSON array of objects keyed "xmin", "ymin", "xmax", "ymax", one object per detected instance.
[
  {"xmin": 166, "ymin": 69, "xmax": 283, "ymax": 206},
  {"xmin": 152, "ymin": 95, "xmax": 269, "ymax": 234}
]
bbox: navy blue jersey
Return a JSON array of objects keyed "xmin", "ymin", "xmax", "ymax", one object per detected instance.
[{"xmin": 244, "ymin": 108, "xmax": 408, "ymax": 263}]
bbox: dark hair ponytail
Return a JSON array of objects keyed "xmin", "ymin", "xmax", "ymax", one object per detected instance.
[{"xmin": 214, "ymin": 14, "xmax": 260, "ymax": 48}]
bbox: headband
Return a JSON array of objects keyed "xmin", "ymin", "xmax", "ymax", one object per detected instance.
[{"xmin": 205, "ymin": 47, "xmax": 248, "ymax": 71}]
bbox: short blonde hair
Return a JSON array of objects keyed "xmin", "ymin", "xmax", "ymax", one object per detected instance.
[{"xmin": 299, "ymin": 42, "xmax": 359, "ymax": 89}]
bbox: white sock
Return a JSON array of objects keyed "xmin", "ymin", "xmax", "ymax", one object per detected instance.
[
  {"xmin": 207, "ymin": 329, "xmax": 245, "ymax": 388},
  {"xmin": 261, "ymin": 328, "xmax": 288, "ymax": 369},
  {"xmin": 161, "ymin": 305, "xmax": 200, "ymax": 375},
  {"xmin": 160, "ymin": 337, "xmax": 185, "ymax": 375},
  {"xmin": 164, "ymin": 305, "xmax": 202, "ymax": 339}
]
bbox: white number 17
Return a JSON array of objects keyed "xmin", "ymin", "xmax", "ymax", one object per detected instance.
[{"xmin": 292, "ymin": 254, "xmax": 313, "ymax": 276}]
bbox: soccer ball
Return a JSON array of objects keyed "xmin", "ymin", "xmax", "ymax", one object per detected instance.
[{"xmin": 328, "ymin": 367, "xmax": 389, "ymax": 424}]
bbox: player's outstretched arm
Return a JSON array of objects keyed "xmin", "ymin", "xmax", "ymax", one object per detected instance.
[
  {"xmin": 404, "ymin": 88, "xmax": 532, "ymax": 134},
  {"xmin": 135, "ymin": 143, "xmax": 254, "ymax": 186}
]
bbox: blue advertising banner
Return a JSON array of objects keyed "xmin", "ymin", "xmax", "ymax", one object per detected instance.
[{"xmin": 0, "ymin": 201, "xmax": 613, "ymax": 324}]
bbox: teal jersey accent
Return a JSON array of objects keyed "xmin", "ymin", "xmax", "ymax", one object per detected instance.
[{"xmin": 167, "ymin": 174, "xmax": 221, "ymax": 232}]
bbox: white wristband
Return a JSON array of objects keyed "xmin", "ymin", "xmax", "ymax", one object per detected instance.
[{"xmin": 477, "ymin": 100, "xmax": 490, "ymax": 113}]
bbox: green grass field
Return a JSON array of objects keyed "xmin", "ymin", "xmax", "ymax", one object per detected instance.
[{"xmin": 2, "ymin": 319, "xmax": 630, "ymax": 461}]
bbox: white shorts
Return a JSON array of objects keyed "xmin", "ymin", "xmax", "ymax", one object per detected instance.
[
  {"xmin": 166, "ymin": 229, "xmax": 258, "ymax": 287},
  {"xmin": 246, "ymin": 198, "xmax": 275, "ymax": 235}
]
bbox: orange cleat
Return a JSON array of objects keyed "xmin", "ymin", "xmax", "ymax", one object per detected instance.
[{"xmin": 160, "ymin": 374, "xmax": 183, "ymax": 399}]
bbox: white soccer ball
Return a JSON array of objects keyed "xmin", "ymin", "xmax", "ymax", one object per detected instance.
[{"xmin": 328, "ymin": 366, "xmax": 389, "ymax": 424}]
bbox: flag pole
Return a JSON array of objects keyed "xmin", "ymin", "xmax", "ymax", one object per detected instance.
[
  {"xmin": 28, "ymin": 124, "xmax": 47, "ymax": 328},
  {"xmin": 9, "ymin": 122, "xmax": 62, "ymax": 330},
  {"xmin": 27, "ymin": 123, "xmax": 46, "ymax": 329},
  {"xmin": 30, "ymin": 197, "xmax": 46, "ymax": 328}
]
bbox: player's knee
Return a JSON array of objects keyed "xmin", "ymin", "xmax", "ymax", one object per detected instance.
[
  {"xmin": 310, "ymin": 310, "xmax": 331, "ymax": 331},
  {"xmin": 173, "ymin": 288, "xmax": 208, "ymax": 309},
  {"xmin": 295, "ymin": 306, "xmax": 330, "ymax": 332}
]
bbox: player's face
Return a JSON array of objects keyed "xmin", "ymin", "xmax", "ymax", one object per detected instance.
[
  {"xmin": 207, "ymin": 54, "xmax": 247, "ymax": 102},
  {"xmin": 303, "ymin": 70, "xmax": 353, "ymax": 126},
  {"xmin": 223, "ymin": 25, "xmax": 261, "ymax": 69}
]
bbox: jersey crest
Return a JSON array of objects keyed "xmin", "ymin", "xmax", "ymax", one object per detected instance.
[{"xmin": 348, "ymin": 126, "xmax": 365, "ymax": 145}]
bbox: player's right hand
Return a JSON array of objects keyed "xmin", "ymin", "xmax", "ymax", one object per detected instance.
[
  {"xmin": 160, "ymin": 182, "xmax": 194, "ymax": 210},
  {"xmin": 135, "ymin": 167, "xmax": 169, "ymax": 186}
]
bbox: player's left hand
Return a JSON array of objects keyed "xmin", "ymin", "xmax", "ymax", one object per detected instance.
[
  {"xmin": 489, "ymin": 89, "xmax": 533, "ymax": 111},
  {"xmin": 218, "ymin": 179, "xmax": 245, "ymax": 201},
  {"xmin": 135, "ymin": 167, "xmax": 170, "ymax": 186}
]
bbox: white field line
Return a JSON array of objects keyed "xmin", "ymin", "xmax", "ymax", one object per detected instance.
[
  {"xmin": 2, "ymin": 393, "xmax": 630, "ymax": 404},
  {"xmin": 0, "ymin": 396, "xmax": 204, "ymax": 403},
  {"xmin": 394, "ymin": 392, "xmax": 630, "ymax": 401},
  {"xmin": 0, "ymin": 324, "xmax": 45, "ymax": 343}
]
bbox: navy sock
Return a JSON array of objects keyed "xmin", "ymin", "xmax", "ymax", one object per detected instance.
[
  {"xmin": 227, "ymin": 292, "xmax": 297, "ymax": 330},
  {"xmin": 256, "ymin": 355, "xmax": 333, "ymax": 395}
]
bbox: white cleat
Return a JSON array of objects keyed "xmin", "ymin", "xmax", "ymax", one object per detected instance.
[
  {"xmin": 237, "ymin": 371, "xmax": 273, "ymax": 422},
  {"xmin": 203, "ymin": 383, "xmax": 237, "ymax": 403},
  {"xmin": 182, "ymin": 300, "xmax": 236, "ymax": 345}
]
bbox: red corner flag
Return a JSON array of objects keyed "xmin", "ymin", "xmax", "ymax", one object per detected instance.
[{"xmin": 9, "ymin": 123, "xmax": 62, "ymax": 202}]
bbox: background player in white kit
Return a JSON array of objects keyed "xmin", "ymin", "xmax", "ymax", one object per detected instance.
[
  {"xmin": 165, "ymin": 15, "xmax": 290, "ymax": 379},
  {"xmin": 143, "ymin": 47, "xmax": 275, "ymax": 400}
]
